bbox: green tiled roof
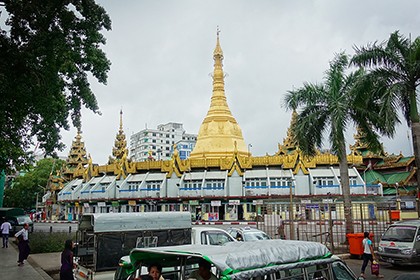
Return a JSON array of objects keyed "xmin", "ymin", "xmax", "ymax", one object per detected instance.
[
  {"xmin": 383, "ymin": 171, "xmax": 412, "ymax": 184},
  {"xmin": 383, "ymin": 186, "xmax": 417, "ymax": 195},
  {"xmin": 363, "ymin": 170, "xmax": 412, "ymax": 185}
]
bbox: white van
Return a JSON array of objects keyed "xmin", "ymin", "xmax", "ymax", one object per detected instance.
[{"xmin": 378, "ymin": 220, "xmax": 420, "ymax": 265}]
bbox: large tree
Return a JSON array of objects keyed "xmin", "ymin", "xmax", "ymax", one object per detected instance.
[
  {"xmin": 3, "ymin": 158, "xmax": 65, "ymax": 210},
  {"xmin": 0, "ymin": 0, "xmax": 111, "ymax": 174},
  {"xmin": 284, "ymin": 53, "xmax": 394, "ymax": 235},
  {"xmin": 351, "ymin": 31, "xmax": 420, "ymax": 198}
]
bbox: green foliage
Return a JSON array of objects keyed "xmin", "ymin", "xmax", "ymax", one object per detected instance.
[
  {"xmin": 3, "ymin": 158, "xmax": 66, "ymax": 210},
  {"xmin": 351, "ymin": 30, "xmax": 420, "ymax": 125},
  {"xmin": 0, "ymin": 0, "xmax": 112, "ymax": 174},
  {"xmin": 284, "ymin": 52, "xmax": 389, "ymax": 161},
  {"xmin": 28, "ymin": 231, "xmax": 76, "ymax": 254}
]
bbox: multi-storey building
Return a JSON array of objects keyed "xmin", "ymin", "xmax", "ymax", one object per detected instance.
[{"xmin": 130, "ymin": 123, "xmax": 197, "ymax": 162}]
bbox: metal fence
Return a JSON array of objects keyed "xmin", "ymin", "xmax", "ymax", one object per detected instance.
[{"xmin": 255, "ymin": 202, "xmax": 395, "ymax": 254}]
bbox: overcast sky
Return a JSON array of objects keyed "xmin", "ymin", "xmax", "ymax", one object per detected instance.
[{"xmin": 57, "ymin": 0, "xmax": 420, "ymax": 164}]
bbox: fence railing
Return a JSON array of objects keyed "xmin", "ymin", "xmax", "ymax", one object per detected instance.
[{"xmin": 255, "ymin": 202, "xmax": 396, "ymax": 254}]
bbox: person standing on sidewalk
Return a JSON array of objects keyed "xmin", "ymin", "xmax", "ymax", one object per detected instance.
[
  {"xmin": 360, "ymin": 231, "xmax": 383, "ymax": 278},
  {"xmin": 60, "ymin": 240, "xmax": 75, "ymax": 280},
  {"xmin": 14, "ymin": 223, "xmax": 30, "ymax": 266},
  {"xmin": 1, "ymin": 218, "xmax": 12, "ymax": 248},
  {"xmin": 277, "ymin": 215, "xmax": 285, "ymax": 239}
]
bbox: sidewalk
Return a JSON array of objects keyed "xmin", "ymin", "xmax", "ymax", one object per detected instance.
[{"xmin": 0, "ymin": 240, "xmax": 60, "ymax": 280}]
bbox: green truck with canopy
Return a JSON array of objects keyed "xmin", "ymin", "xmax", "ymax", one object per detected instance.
[{"xmin": 119, "ymin": 240, "xmax": 360, "ymax": 280}]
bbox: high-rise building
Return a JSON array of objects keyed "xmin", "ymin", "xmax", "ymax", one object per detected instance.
[{"xmin": 130, "ymin": 122, "xmax": 197, "ymax": 162}]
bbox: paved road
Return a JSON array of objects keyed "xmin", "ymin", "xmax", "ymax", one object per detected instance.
[{"xmin": 344, "ymin": 257, "xmax": 420, "ymax": 279}]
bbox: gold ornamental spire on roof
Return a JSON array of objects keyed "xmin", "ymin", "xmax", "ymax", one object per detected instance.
[
  {"xmin": 189, "ymin": 29, "xmax": 249, "ymax": 159},
  {"xmin": 112, "ymin": 109, "xmax": 128, "ymax": 159},
  {"xmin": 66, "ymin": 125, "xmax": 88, "ymax": 167},
  {"xmin": 276, "ymin": 110, "xmax": 299, "ymax": 156}
]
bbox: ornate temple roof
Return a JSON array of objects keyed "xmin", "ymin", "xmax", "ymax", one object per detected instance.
[
  {"xmin": 189, "ymin": 29, "xmax": 249, "ymax": 159},
  {"xmin": 276, "ymin": 110, "xmax": 298, "ymax": 156},
  {"xmin": 349, "ymin": 127, "xmax": 387, "ymax": 159},
  {"xmin": 111, "ymin": 109, "xmax": 128, "ymax": 161}
]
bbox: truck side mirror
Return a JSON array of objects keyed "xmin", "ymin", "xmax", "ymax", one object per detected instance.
[{"xmin": 416, "ymin": 235, "xmax": 420, "ymax": 242}]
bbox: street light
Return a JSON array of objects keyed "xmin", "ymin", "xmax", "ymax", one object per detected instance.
[{"xmin": 288, "ymin": 178, "xmax": 295, "ymax": 240}]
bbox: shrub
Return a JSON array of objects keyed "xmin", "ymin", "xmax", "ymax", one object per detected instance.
[{"xmin": 29, "ymin": 231, "xmax": 76, "ymax": 254}]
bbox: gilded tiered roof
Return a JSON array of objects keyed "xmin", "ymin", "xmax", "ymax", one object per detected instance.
[
  {"xmin": 111, "ymin": 110, "xmax": 128, "ymax": 160},
  {"xmin": 349, "ymin": 127, "xmax": 387, "ymax": 158},
  {"xmin": 62, "ymin": 126, "xmax": 89, "ymax": 180},
  {"xmin": 189, "ymin": 29, "xmax": 249, "ymax": 159},
  {"xmin": 276, "ymin": 110, "xmax": 298, "ymax": 156}
]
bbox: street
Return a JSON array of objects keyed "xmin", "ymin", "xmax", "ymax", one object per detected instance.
[
  {"xmin": 33, "ymin": 222, "xmax": 420, "ymax": 279},
  {"xmin": 343, "ymin": 257, "xmax": 420, "ymax": 279}
]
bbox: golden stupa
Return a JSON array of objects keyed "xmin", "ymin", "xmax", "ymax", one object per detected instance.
[{"xmin": 189, "ymin": 30, "xmax": 249, "ymax": 159}]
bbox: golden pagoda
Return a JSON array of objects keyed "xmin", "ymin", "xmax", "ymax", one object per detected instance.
[{"xmin": 189, "ymin": 29, "xmax": 249, "ymax": 159}]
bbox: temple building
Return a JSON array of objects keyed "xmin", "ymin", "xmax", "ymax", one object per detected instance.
[
  {"xmin": 53, "ymin": 31, "xmax": 390, "ymax": 222},
  {"xmin": 350, "ymin": 128, "xmax": 417, "ymax": 210}
]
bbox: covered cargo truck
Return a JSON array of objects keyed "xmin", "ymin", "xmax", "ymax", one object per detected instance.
[{"xmin": 74, "ymin": 211, "xmax": 192, "ymax": 279}]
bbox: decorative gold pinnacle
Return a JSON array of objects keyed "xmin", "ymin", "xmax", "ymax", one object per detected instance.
[
  {"xmin": 112, "ymin": 109, "xmax": 128, "ymax": 159},
  {"xmin": 190, "ymin": 29, "xmax": 249, "ymax": 159}
]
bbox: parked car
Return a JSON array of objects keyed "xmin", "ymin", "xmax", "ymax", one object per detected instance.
[{"xmin": 226, "ymin": 226, "xmax": 271, "ymax": 241}]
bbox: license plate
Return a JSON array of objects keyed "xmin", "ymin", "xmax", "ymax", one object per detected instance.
[{"xmin": 387, "ymin": 258, "xmax": 394, "ymax": 263}]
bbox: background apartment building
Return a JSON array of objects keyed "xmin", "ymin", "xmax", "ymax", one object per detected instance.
[{"xmin": 130, "ymin": 122, "xmax": 197, "ymax": 162}]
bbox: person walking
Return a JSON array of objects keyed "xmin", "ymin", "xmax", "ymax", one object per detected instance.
[
  {"xmin": 1, "ymin": 218, "xmax": 12, "ymax": 248},
  {"xmin": 360, "ymin": 231, "xmax": 383, "ymax": 278},
  {"xmin": 60, "ymin": 240, "xmax": 75, "ymax": 280},
  {"xmin": 277, "ymin": 215, "xmax": 285, "ymax": 239},
  {"xmin": 14, "ymin": 223, "xmax": 30, "ymax": 266}
]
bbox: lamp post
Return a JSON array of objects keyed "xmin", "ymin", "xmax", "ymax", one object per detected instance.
[{"xmin": 289, "ymin": 178, "xmax": 295, "ymax": 240}]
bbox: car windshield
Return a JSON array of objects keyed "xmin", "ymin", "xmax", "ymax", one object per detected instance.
[
  {"xmin": 16, "ymin": 216, "xmax": 32, "ymax": 224},
  {"xmin": 381, "ymin": 226, "xmax": 417, "ymax": 242},
  {"xmin": 243, "ymin": 231, "xmax": 270, "ymax": 241}
]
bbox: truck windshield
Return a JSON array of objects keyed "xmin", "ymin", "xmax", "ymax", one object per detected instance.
[
  {"xmin": 16, "ymin": 216, "xmax": 32, "ymax": 224},
  {"xmin": 381, "ymin": 226, "xmax": 417, "ymax": 242}
]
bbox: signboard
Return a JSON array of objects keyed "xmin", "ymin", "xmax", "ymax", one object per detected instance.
[
  {"xmin": 301, "ymin": 200, "xmax": 311, "ymax": 204},
  {"xmin": 406, "ymin": 201, "xmax": 414, "ymax": 209},
  {"xmin": 211, "ymin": 200, "xmax": 221, "ymax": 207},
  {"xmin": 189, "ymin": 200, "xmax": 199, "ymax": 205},
  {"xmin": 128, "ymin": 200, "xmax": 137, "ymax": 206},
  {"xmin": 83, "ymin": 203, "xmax": 89, "ymax": 208},
  {"xmin": 322, "ymin": 199, "xmax": 333, "ymax": 204},
  {"xmin": 229, "ymin": 200, "xmax": 240, "ymax": 205},
  {"xmin": 208, "ymin": 213, "xmax": 219, "ymax": 221},
  {"xmin": 75, "ymin": 203, "xmax": 79, "ymax": 207},
  {"xmin": 253, "ymin": 199, "xmax": 264, "ymax": 205},
  {"xmin": 97, "ymin": 202, "xmax": 106, "ymax": 207},
  {"xmin": 306, "ymin": 204, "xmax": 319, "ymax": 209},
  {"xmin": 112, "ymin": 201, "xmax": 119, "ymax": 206}
]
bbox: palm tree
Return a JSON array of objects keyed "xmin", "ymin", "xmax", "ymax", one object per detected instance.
[
  {"xmin": 284, "ymin": 53, "xmax": 393, "ymax": 235},
  {"xmin": 351, "ymin": 31, "xmax": 420, "ymax": 200}
]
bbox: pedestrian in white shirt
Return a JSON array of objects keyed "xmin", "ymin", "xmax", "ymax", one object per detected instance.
[
  {"xmin": 15, "ymin": 223, "xmax": 30, "ymax": 266},
  {"xmin": 1, "ymin": 218, "xmax": 12, "ymax": 248}
]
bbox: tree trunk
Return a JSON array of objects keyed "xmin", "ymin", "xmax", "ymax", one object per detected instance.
[
  {"xmin": 411, "ymin": 122, "xmax": 420, "ymax": 215},
  {"xmin": 339, "ymin": 142, "xmax": 354, "ymax": 235}
]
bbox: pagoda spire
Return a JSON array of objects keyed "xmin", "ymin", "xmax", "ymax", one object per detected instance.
[
  {"xmin": 276, "ymin": 110, "xmax": 299, "ymax": 155},
  {"xmin": 112, "ymin": 109, "xmax": 128, "ymax": 160},
  {"xmin": 190, "ymin": 29, "xmax": 249, "ymax": 159}
]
